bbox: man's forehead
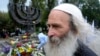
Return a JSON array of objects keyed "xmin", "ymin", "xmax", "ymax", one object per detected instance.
[{"xmin": 48, "ymin": 10, "xmax": 71, "ymax": 22}]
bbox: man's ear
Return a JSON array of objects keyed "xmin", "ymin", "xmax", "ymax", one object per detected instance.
[{"xmin": 70, "ymin": 21, "xmax": 78, "ymax": 35}]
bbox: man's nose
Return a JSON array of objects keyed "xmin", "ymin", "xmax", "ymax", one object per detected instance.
[{"xmin": 48, "ymin": 28, "xmax": 55, "ymax": 37}]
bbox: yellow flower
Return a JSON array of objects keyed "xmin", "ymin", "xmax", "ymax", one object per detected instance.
[
  {"xmin": 10, "ymin": 40, "xmax": 15, "ymax": 45},
  {"xmin": 18, "ymin": 47, "xmax": 25, "ymax": 53},
  {"xmin": 26, "ymin": 47, "xmax": 33, "ymax": 52},
  {"xmin": 22, "ymin": 35, "xmax": 27, "ymax": 38}
]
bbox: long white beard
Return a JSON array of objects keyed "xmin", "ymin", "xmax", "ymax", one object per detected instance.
[{"xmin": 44, "ymin": 31, "xmax": 78, "ymax": 56}]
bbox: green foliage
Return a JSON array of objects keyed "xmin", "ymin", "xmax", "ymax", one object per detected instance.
[
  {"xmin": 81, "ymin": 0, "xmax": 100, "ymax": 27},
  {"xmin": 66, "ymin": 0, "xmax": 100, "ymax": 27},
  {"xmin": 31, "ymin": 0, "xmax": 56, "ymax": 27},
  {"xmin": 0, "ymin": 12, "xmax": 8, "ymax": 27},
  {"xmin": 0, "ymin": 11, "xmax": 20, "ymax": 32}
]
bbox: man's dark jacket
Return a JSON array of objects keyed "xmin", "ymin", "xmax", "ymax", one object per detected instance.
[{"xmin": 74, "ymin": 40, "xmax": 97, "ymax": 56}]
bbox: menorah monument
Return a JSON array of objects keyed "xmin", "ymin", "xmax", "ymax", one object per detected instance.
[{"xmin": 8, "ymin": 0, "xmax": 41, "ymax": 33}]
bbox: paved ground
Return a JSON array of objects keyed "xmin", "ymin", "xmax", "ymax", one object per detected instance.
[{"xmin": 0, "ymin": 38, "xmax": 8, "ymax": 43}]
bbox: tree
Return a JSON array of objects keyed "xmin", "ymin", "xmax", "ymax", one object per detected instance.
[
  {"xmin": 0, "ymin": 11, "xmax": 14, "ymax": 31},
  {"xmin": 31, "ymin": 0, "xmax": 56, "ymax": 28},
  {"xmin": 65, "ymin": 0, "xmax": 100, "ymax": 28},
  {"xmin": 81, "ymin": 0, "xmax": 100, "ymax": 27}
]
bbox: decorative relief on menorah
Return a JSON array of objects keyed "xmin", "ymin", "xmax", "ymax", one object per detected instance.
[{"xmin": 8, "ymin": 0, "xmax": 41, "ymax": 26}]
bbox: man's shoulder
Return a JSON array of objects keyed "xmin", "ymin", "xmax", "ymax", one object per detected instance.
[
  {"xmin": 74, "ymin": 40, "xmax": 97, "ymax": 56},
  {"xmin": 38, "ymin": 33, "xmax": 43, "ymax": 36}
]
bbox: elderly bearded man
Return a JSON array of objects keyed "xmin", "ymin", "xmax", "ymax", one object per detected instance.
[{"xmin": 44, "ymin": 3, "xmax": 97, "ymax": 56}]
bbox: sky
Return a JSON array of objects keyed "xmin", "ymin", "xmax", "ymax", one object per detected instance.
[
  {"xmin": 0, "ymin": 0, "xmax": 31, "ymax": 12},
  {"xmin": 0, "ymin": 0, "xmax": 9, "ymax": 12},
  {"xmin": 0, "ymin": 0, "xmax": 100, "ymax": 12}
]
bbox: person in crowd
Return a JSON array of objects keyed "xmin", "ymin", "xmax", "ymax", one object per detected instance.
[
  {"xmin": 15, "ymin": 27, "xmax": 21, "ymax": 36},
  {"xmin": 37, "ymin": 31, "xmax": 48, "ymax": 50},
  {"xmin": 0, "ymin": 29, "xmax": 9, "ymax": 38}
]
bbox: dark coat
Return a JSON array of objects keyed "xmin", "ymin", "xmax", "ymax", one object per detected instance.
[{"xmin": 74, "ymin": 40, "xmax": 97, "ymax": 56}]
